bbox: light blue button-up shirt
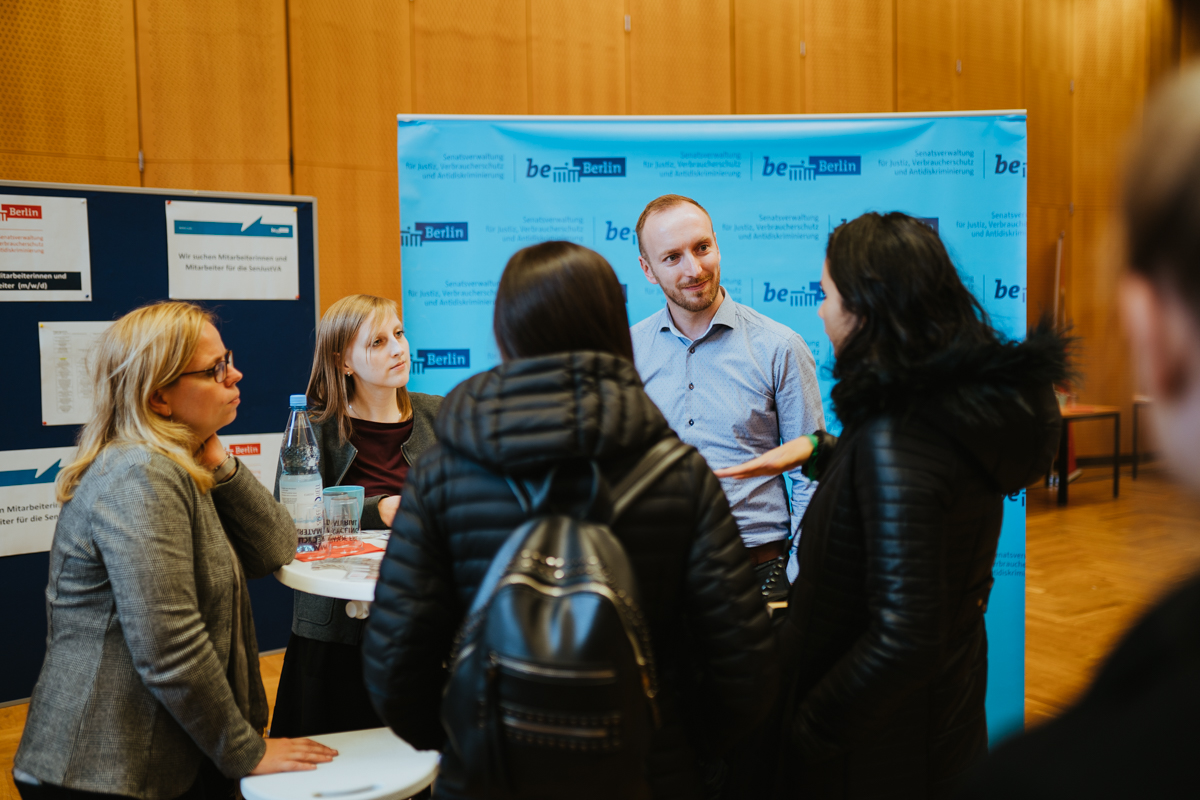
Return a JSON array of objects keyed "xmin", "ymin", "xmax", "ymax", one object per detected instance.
[{"xmin": 631, "ymin": 290, "xmax": 825, "ymax": 547}]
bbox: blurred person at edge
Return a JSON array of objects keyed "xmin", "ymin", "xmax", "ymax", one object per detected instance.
[
  {"xmin": 13, "ymin": 302, "xmax": 336, "ymax": 800},
  {"xmin": 271, "ymin": 294, "xmax": 441, "ymax": 738},
  {"xmin": 959, "ymin": 67, "xmax": 1200, "ymax": 799},
  {"xmin": 630, "ymin": 194, "xmax": 825, "ymax": 602},
  {"xmin": 715, "ymin": 213, "xmax": 1067, "ymax": 799},
  {"xmin": 361, "ymin": 241, "xmax": 776, "ymax": 799}
]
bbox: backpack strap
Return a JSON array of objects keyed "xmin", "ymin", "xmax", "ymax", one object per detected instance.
[{"xmin": 610, "ymin": 437, "xmax": 692, "ymax": 524}]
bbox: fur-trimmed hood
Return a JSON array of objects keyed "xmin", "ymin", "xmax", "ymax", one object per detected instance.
[{"xmin": 836, "ymin": 323, "xmax": 1071, "ymax": 494}]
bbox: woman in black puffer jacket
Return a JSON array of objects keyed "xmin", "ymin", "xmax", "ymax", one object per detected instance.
[
  {"xmin": 718, "ymin": 212, "xmax": 1068, "ymax": 799},
  {"xmin": 362, "ymin": 241, "xmax": 776, "ymax": 799}
]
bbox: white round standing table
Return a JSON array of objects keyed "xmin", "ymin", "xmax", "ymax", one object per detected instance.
[
  {"xmin": 241, "ymin": 727, "xmax": 439, "ymax": 800},
  {"xmin": 274, "ymin": 531, "xmax": 390, "ymax": 602},
  {"xmin": 267, "ymin": 534, "xmax": 438, "ymax": 797}
]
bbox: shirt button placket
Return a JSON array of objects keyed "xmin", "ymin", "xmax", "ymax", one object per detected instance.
[{"xmin": 686, "ymin": 341, "xmax": 695, "ymax": 428}]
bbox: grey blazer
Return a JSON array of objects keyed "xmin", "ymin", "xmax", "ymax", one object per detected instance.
[
  {"xmin": 14, "ymin": 446, "xmax": 296, "ymax": 800},
  {"xmin": 275, "ymin": 392, "xmax": 441, "ymax": 645}
]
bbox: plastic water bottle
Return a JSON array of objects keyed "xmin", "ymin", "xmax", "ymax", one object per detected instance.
[{"xmin": 279, "ymin": 394, "xmax": 324, "ymax": 554}]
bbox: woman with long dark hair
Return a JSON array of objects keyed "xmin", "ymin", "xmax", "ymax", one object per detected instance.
[
  {"xmin": 362, "ymin": 241, "xmax": 776, "ymax": 799},
  {"xmin": 718, "ymin": 212, "xmax": 1067, "ymax": 798}
]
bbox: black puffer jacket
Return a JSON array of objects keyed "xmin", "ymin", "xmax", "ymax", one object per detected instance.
[
  {"xmin": 362, "ymin": 351, "xmax": 776, "ymax": 799},
  {"xmin": 776, "ymin": 329, "xmax": 1067, "ymax": 799}
]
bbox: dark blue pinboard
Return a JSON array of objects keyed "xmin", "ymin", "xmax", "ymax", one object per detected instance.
[{"xmin": 0, "ymin": 181, "xmax": 318, "ymax": 703}]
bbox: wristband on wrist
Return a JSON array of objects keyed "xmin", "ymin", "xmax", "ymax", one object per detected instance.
[
  {"xmin": 212, "ymin": 454, "xmax": 236, "ymax": 483},
  {"xmin": 804, "ymin": 434, "xmax": 821, "ymax": 481}
]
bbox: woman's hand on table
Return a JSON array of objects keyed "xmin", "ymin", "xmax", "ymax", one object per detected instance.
[
  {"xmin": 713, "ymin": 436, "xmax": 814, "ymax": 480},
  {"xmin": 250, "ymin": 737, "xmax": 338, "ymax": 774},
  {"xmin": 378, "ymin": 495, "xmax": 401, "ymax": 528}
]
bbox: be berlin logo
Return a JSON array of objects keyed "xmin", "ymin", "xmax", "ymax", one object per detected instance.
[
  {"xmin": 401, "ymin": 222, "xmax": 469, "ymax": 247},
  {"xmin": 525, "ymin": 157, "xmax": 627, "ymax": 183}
]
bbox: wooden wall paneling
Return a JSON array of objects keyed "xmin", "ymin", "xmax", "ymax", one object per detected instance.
[
  {"xmin": 805, "ymin": 0, "xmax": 894, "ymax": 113},
  {"xmin": 411, "ymin": 0, "xmax": 528, "ymax": 114},
  {"xmin": 293, "ymin": 166, "xmax": 401, "ymax": 313},
  {"xmin": 288, "ymin": 0, "xmax": 412, "ymax": 311},
  {"xmin": 1024, "ymin": 76, "xmax": 1073, "ymax": 209},
  {"xmin": 0, "ymin": 0, "xmax": 140, "ymax": 185},
  {"xmin": 895, "ymin": 0, "xmax": 956, "ymax": 112},
  {"xmin": 1072, "ymin": 0, "xmax": 1146, "ymax": 210},
  {"xmin": 1069, "ymin": 205, "xmax": 1134, "ymax": 455},
  {"xmin": 628, "ymin": 0, "xmax": 732, "ymax": 114},
  {"xmin": 1027, "ymin": 204, "xmax": 1070, "ymax": 323},
  {"xmin": 1024, "ymin": 0, "xmax": 1072, "ymax": 318},
  {"xmin": 529, "ymin": 0, "xmax": 626, "ymax": 114},
  {"xmin": 1025, "ymin": 0, "xmax": 1073, "ymax": 207},
  {"xmin": 957, "ymin": 0, "xmax": 1024, "ymax": 110},
  {"xmin": 1069, "ymin": 0, "xmax": 1146, "ymax": 455},
  {"xmin": 135, "ymin": 0, "xmax": 291, "ymax": 193},
  {"xmin": 733, "ymin": 0, "xmax": 805, "ymax": 114},
  {"xmin": 1144, "ymin": 0, "xmax": 1180, "ymax": 88}
]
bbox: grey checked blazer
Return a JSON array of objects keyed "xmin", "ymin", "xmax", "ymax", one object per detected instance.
[{"xmin": 15, "ymin": 445, "xmax": 296, "ymax": 800}]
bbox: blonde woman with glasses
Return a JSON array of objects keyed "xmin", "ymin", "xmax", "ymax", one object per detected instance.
[
  {"xmin": 14, "ymin": 302, "xmax": 336, "ymax": 800},
  {"xmin": 270, "ymin": 294, "xmax": 442, "ymax": 738}
]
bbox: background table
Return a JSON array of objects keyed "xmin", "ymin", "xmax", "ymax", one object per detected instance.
[
  {"xmin": 274, "ymin": 532, "xmax": 388, "ymax": 603},
  {"xmin": 241, "ymin": 727, "xmax": 438, "ymax": 800},
  {"xmin": 1132, "ymin": 395, "xmax": 1153, "ymax": 480},
  {"xmin": 1057, "ymin": 405, "xmax": 1121, "ymax": 506}
]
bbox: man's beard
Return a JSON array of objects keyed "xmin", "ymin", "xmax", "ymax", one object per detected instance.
[{"xmin": 664, "ymin": 274, "xmax": 721, "ymax": 313}]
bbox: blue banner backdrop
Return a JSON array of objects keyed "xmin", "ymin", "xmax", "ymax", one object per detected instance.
[{"xmin": 398, "ymin": 113, "xmax": 1028, "ymax": 744}]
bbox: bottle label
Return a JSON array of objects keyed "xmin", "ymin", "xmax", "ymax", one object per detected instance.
[{"xmin": 280, "ymin": 474, "xmax": 325, "ymax": 554}]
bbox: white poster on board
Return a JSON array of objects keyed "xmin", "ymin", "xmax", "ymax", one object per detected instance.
[
  {"xmin": 38, "ymin": 320, "xmax": 113, "ymax": 426},
  {"xmin": 0, "ymin": 446, "xmax": 73, "ymax": 556},
  {"xmin": 220, "ymin": 432, "xmax": 283, "ymax": 491},
  {"xmin": 0, "ymin": 433, "xmax": 282, "ymax": 557},
  {"xmin": 0, "ymin": 195, "xmax": 92, "ymax": 302},
  {"xmin": 165, "ymin": 200, "xmax": 299, "ymax": 300}
]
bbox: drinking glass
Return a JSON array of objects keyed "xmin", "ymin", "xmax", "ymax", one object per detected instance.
[
  {"xmin": 323, "ymin": 485, "xmax": 365, "ymax": 520},
  {"xmin": 325, "ymin": 494, "xmax": 362, "ymax": 557},
  {"xmin": 295, "ymin": 503, "xmax": 326, "ymax": 555}
]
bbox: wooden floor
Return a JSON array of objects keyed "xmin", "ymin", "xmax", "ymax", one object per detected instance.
[
  {"xmin": 2, "ymin": 464, "xmax": 1198, "ymax": 797},
  {"xmin": 1024, "ymin": 463, "xmax": 1200, "ymax": 725}
]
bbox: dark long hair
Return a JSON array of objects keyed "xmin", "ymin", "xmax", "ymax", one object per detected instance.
[
  {"xmin": 494, "ymin": 241, "xmax": 635, "ymax": 362},
  {"xmin": 827, "ymin": 212, "xmax": 1001, "ymax": 426}
]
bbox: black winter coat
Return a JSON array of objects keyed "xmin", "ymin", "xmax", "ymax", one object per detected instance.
[
  {"xmin": 362, "ymin": 352, "xmax": 777, "ymax": 800},
  {"xmin": 776, "ymin": 328, "xmax": 1067, "ymax": 799}
]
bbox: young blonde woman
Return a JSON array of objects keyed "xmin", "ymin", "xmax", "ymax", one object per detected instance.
[
  {"xmin": 271, "ymin": 294, "xmax": 442, "ymax": 738},
  {"xmin": 14, "ymin": 302, "xmax": 335, "ymax": 800}
]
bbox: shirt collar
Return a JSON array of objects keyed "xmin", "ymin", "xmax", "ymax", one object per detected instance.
[{"xmin": 657, "ymin": 287, "xmax": 736, "ymax": 343}]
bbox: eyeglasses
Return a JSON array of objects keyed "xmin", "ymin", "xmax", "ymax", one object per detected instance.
[{"xmin": 179, "ymin": 350, "xmax": 234, "ymax": 384}]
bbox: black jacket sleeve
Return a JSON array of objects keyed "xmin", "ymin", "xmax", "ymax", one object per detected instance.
[
  {"xmin": 361, "ymin": 458, "xmax": 460, "ymax": 749},
  {"xmin": 791, "ymin": 420, "xmax": 952, "ymax": 761},
  {"xmin": 682, "ymin": 453, "xmax": 779, "ymax": 756}
]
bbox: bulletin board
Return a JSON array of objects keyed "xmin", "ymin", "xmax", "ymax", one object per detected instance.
[{"xmin": 0, "ymin": 180, "xmax": 319, "ymax": 703}]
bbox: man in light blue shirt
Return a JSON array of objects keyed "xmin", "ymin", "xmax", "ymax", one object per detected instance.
[{"xmin": 630, "ymin": 194, "xmax": 824, "ymax": 597}]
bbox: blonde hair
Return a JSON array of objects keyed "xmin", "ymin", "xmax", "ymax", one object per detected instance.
[
  {"xmin": 58, "ymin": 302, "xmax": 216, "ymax": 502},
  {"xmin": 307, "ymin": 294, "xmax": 412, "ymax": 443}
]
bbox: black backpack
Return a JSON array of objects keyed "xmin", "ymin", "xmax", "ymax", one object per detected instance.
[{"xmin": 439, "ymin": 438, "xmax": 691, "ymax": 800}]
